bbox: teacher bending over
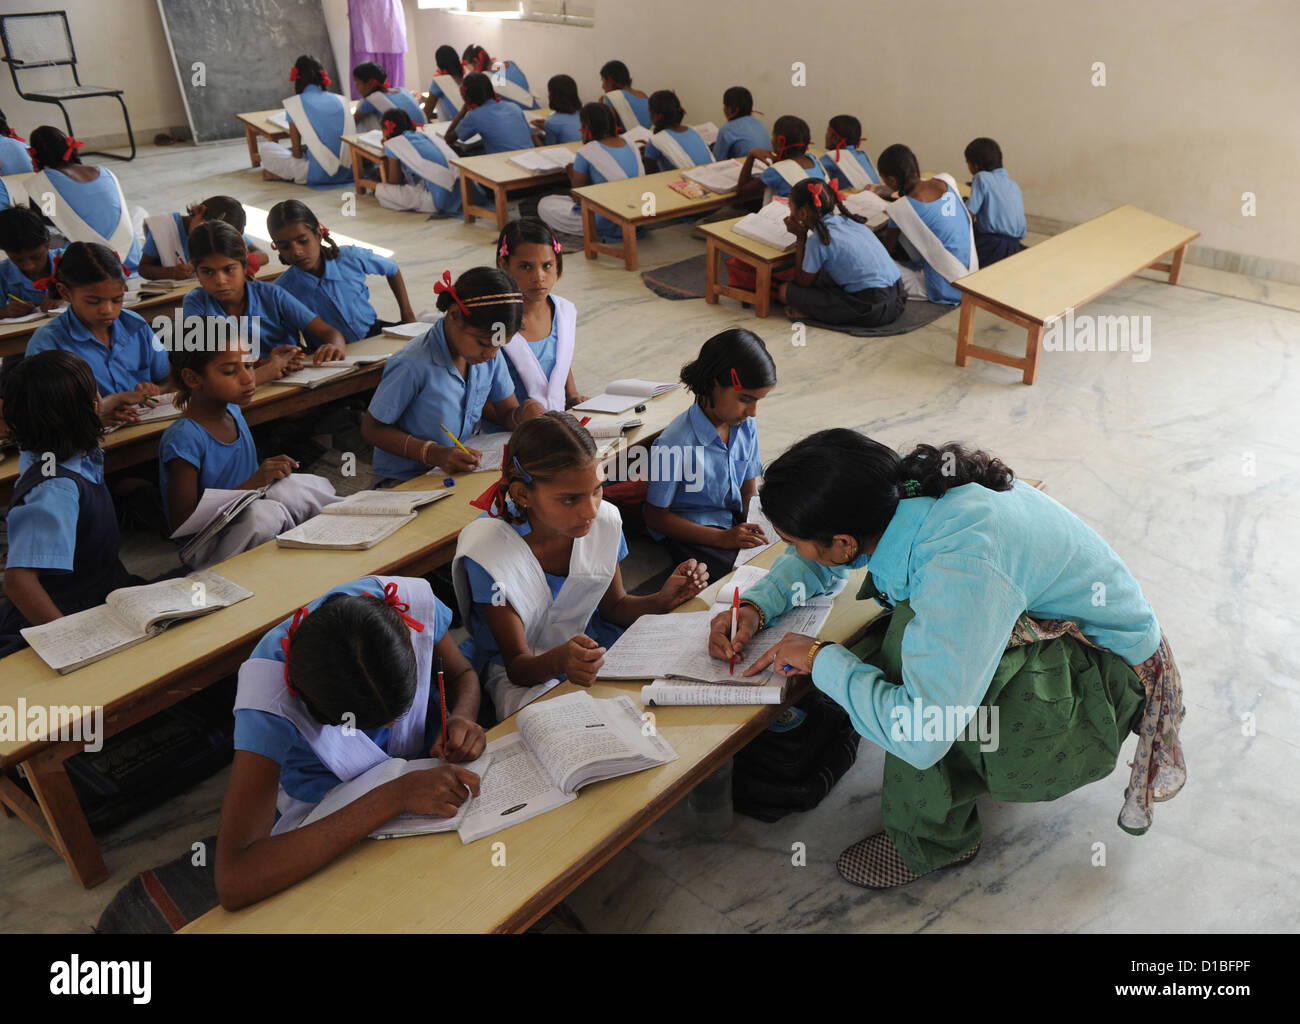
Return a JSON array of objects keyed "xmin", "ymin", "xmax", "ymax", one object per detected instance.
[{"xmin": 709, "ymin": 430, "xmax": 1186, "ymax": 889}]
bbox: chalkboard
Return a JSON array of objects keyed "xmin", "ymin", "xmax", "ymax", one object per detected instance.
[{"xmin": 157, "ymin": 0, "xmax": 342, "ymax": 144}]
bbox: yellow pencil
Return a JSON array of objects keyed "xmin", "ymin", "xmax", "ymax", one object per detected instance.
[{"xmin": 441, "ymin": 423, "xmax": 471, "ymax": 454}]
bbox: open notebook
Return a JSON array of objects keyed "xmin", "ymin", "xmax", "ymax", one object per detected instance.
[
  {"xmin": 21, "ymin": 571, "xmax": 253, "ymax": 674},
  {"xmin": 572, "ymin": 380, "xmax": 677, "ymax": 414},
  {"xmin": 506, "ymin": 146, "xmax": 573, "ymax": 174},
  {"xmin": 684, "ymin": 158, "xmax": 768, "ymax": 195},
  {"xmin": 275, "ymin": 490, "xmax": 450, "ymax": 550},
  {"xmin": 732, "ymin": 197, "xmax": 796, "ymax": 251},
  {"xmin": 842, "ymin": 188, "xmax": 893, "ymax": 229}
]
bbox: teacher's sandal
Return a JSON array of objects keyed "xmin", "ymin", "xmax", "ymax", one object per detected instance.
[{"xmin": 836, "ymin": 832, "xmax": 980, "ymax": 889}]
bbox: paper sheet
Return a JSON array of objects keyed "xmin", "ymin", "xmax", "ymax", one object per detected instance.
[
  {"xmin": 733, "ymin": 502, "xmax": 779, "ymax": 568},
  {"xmin": 322, "ymin": 489, "xmax": 448, "ymax": 517},
  {"xmin": 466, "ymin": 431, "xmax": 509, "ymax": 473},
  {"xmin": 270, "ymin": 364, "xmax": 358, "ymax": 388},
  {"xmin": 641, "ymin": 679, "xmax": 784, "ymax": 705},
  {"xmin": 275, "ymin": 512, "xmax": 413, "ymax": 549},
  {"xmin": 169, "ymin": 488, "xmax": 253, "ymax": 540}
]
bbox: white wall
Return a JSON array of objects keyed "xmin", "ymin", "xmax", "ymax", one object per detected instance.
[{"xmin": 403, "ymin": 0, "xmax": 1300, "ymax": 270}]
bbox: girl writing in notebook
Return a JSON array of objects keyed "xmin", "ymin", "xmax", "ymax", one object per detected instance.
[
  {"xmin": 444, "ymin": 72, "xmax": 535, "ymax": 155},
  {"xmin": 875, "ymin": 143, "xmax": 977, "ymax": 305},
  {"xmin": 534, "ymin": 74, "xmax": 583, "ymax": 145},
  {"xmin": 25, "ymin": 125, "xmax": 142, "ymax": 272},
  {"xmin": 776, "ymin": 179, "xmax": 905, "ymax": 328},
  {"xmin": 598, "ymin": 60, "xmax": 651, "ymax": 130},
  {"xmin": 0, "ymin": 351, "xmax": 143, "ymax": 657},
  {"xmin": 160, "ymin": 338, "xmax": 337, "ymax": 568},
  {"xmin": 495, "ymin": 218, "xmax": 586, "ymax": 411},
  {"xmin": 375, "ymin": 108, "xmax": 463, "ymax": 217},
  {"xmin": 537, "ymin": 102, "xmax": 644, "ymax": 242},
  {"xmin": 361, "ymin": 267, "xmax": 545, "ymax": 483},
  {"xmin": 259, "ymin": 55, "xmax": 354, "ymax": 186},
  {"xmin": 423, "ymin": 45, "xmax": 464, "ymax": 122},
  {"xmin": 820, "ymin": 115, "xmax": 882, "ymax": 191},
  {"xmin": 462, "ymin": 43, "xmax": 537, "ymax": 110},
  {"xmin": 139, "ymin": 195, "xmax": 266, "ymax": 282},
  {"xmin": 643, "ymin": 329, "xmax": 776, "ymax": 582},
  {"xmin": 353, "ymin": 61, "xmax": 427, "ymax": 128},
  {"xmin": 0, "ymin": 206, "xmax": 62, "ymax": 316},
  {"xmin": 964, "ymin": 136, "xmax": 1027, "ymax": 266},
  {"xmin": 268, "ymin": 199, "xmax": 414, "ymax": 343},
  {"xmin": 710, "ymin": 430, "xmax": 1185, "ymax": 888},
  {"xmin": 642, "ymin": 90, "xmax": 712, "ymax": 173},
  {"xmin": 182, "ymin": 222, "xmax": 348, "ymax": 361},
  {"xmin": 452, "ymin": 412, "xmax": 709, "ymax": 721},
  {"xmin": 216, "ymin": 575, "xmax": 486, "ymax": 910}
]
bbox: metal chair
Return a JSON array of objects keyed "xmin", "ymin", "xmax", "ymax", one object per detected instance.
[{"xmin": 1, "ymin": 10, "xmax": 136, "ymax": 161}]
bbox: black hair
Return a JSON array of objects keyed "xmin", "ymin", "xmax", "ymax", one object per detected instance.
[
  {"xmin": 771, "ymin": 115, "xmax": 811, "ymax": 158},
  {"xmin": 0, "ymin": 107, "xmax": 15, "ymax": 139},
  {"xmin": 680, "ymin": 328, "xmax": 777, "ymax": 406},
  {"xmin": 723, "ymin": 86, "xmax": 753, "ymax": 116},
  {"xmin": 292, "ymin": 54, "xmax": 328, "ymax": 94},
  {"xmin": 828, "ymin": 114, "xmax": 862, "ymax": 148},
  {"xmin": 435, "ymin": 266, "xmax": 524, "ymax": 336},
  {"xmin": 547, "ymin": 74, "xmax": 581, "ymax": 115},
  {"xmin": 760, "ymin": 430, "xmax": 1015, "ymax": 549},
  {"xmin": 0, "ymin": 206, "xmax": 50, "ymax": 253},
  {"xmin": 188, "ymin": 220, "xmax": 248, "ymax": 264},
  {"xmin": 496, "ymin": 217, "xmax": 563, "ymax": 276},
  {"xmin": 788, "ymin": 177, "xmax": 869, "ymax": 246},
  {"xmin": 28, "ymin": 125, "xmax": 79, "ymax": 170},
  {"xmin": 435, "ymin": 45, "xmax": 462, "ymax": 78},
  {"xmin": 877, "ymin": 143, "xmax": 922, "ymax": 195},
  {"xmin": 461, "ymin": 44, "xmax": 490, "ymax": 73},
  {"xmin": 266, "ymin": 199, "xmax": 340, "ymax": 261},
  {"xmin": 380, "ymin": 107, "xmax": 416, "ymax": 140},
  {"xmin": 496, "ymin": 411, "xmax": 597, "ymax": 525},
  {"xmin": 192, "ymin": 195, "xmax": 248, "ymax": 234},
  {"xmin": 580, "ymin": 101, "xmax": 616, "ymax": 140},
  {"xmin": 285, "ymin": 593, "xmax": 419, "ymax": 728},
  {"xmin": 1, "ymin": 350, "xmax": 102, "ymax": 460},
  {"xmin": 53, "ymin": 241, "xmax": 124, "ymax": 290},
  {"xmin": 462, "ymin": 71, "xmax": 497, "ymax": 107},
  {"xmin": 599, "ymin": 60, "xmax": 631, "ymax": 87},
  {"xmin": 353, "ymin": 61, "xmax": 388, "ymax": 87},
  {"xmin": 964, "ymin": 137, "xmax": 1004, "ymax": 172},
  {"xmin": 168, "ymin": 329, "xmax": 247, "ymax": 411},
  {"xmin": 648, "ymin": 90, "xmax": 685, "ymax": 130}
]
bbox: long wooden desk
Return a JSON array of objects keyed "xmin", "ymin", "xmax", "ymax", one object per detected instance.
[
  {"xmin": 181, "ymin": 543, "xmax": 880, "ymax": 933},
  {"xmin": 0, "ymin": 386, "xmax": 691, "ymax": 887},
  {"xmin": 453, "ymin": 136, "xmax": 577, "ymax": 231},
  {"xmin": 954, "ymin": 204, "xmax": 1197, "ymax": 384}
]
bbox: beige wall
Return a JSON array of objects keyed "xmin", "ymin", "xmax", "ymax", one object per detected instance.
[{"xmin": 404, "ymin": 0, "xmax": 1300, "ymax": 270}]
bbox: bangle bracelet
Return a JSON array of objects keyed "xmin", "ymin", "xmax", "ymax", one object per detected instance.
[
  {"xmin": 808, "ymin": 639, "xmax": 835, "ymax": 669},
  {"xmin": 738, "ymin": 600, "xmax": 766, "ymax": 632},
  {"xmin": 422, "ymin": 440, "xmax": 433, "ymax": 465}
]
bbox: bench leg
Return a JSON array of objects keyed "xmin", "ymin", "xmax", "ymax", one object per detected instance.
[
  {"xmin": 581, "ymin": 202, "xmax": 597, "ymax": 261},
  {"xmin": 754, "ymin": 263, "xmax": 773, "ymax": 318},
  {"xmin": 1168, "ymin": 244, "xmax": 1187, "ymax": 285},
  {"xmin": 704, "ymin": 239, "xmax": 719, "ymax": 304},
  {"xmin": 622, "ymin": 222, "xmax": 638, "ymax": 271},
  {"xmin": 495, "ymin": 186, "xmax": 509, "ymax": 231},
  {"xmin": 351, "ymin": 147, "xmax": 365, "ymax": 193},
  {"xmin": 955, "ymin": 294, "xmax": 976, "ymax": 366},
  {"xmin": 24, "ymin": 750, "xmax": 108, "ymax": 888},
  {"xmin": 245, "ymin": 125, "xmax": 261, "ymax": 167},
  {"xmin": 1022, "ymin": 324, "xmax": 1044, "ymax": 386}
]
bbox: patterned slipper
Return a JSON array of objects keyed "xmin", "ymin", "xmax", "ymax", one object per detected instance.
[{"xmin": 836, "ymin": 832, "xmax": 980, "ymax": 889}]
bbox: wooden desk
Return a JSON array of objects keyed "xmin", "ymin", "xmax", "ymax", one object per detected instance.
[
  {"xmin": 453, "ymin": 137, "xmax": 579, "ymax": 231},
  {"xmin": 181, "ymin": 543, "xmax": 880, "ymax": 933},
  {"xmin": 236, "ymin": 102, "xmax": 363, "ymax": 169},
  {"xmin": 0, "ymin": 386, "xmax": 691, "ymax": 887},
  {"xmin": 953, "ymin": 204, "xmax": 1197, "ymax": 384},
  {"xmin": 699, "ymin": 217, "xmax": 796, "ymax": 318},
  {"xmin": 341, "ymin": 132, "xmax": 389, "ymax": 194}
]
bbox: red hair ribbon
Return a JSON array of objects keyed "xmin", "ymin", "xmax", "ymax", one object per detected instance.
[
  {"xmin": 280, "ymin": 606, "xmax": 311, "ymax": 693},
  {"xmin": 289, "ymin": 66, "xmax": 300, "ymax": 82},
  {"xmin": 322, "ymin": 71, "xmax": 332, "ymax": 88},
  {"xmin": 8, "ymin": 129, "xmax": 25, "ymax": 143},
  {"xmin": 498, "ymin": 237, "xmax": 509, "ymax": 259},
  {"xmin": 382, "ymin": 117, "xmax": 400, "ymax": 140},
  {"xmin": 433, "ymin": 269, "xmax": 470, "ymax": 317},
  {"xmin": 551, "ymin": 236, "xmax": 561, "ymax": 254},
  {"xmin": 63, "ymin": 137, "xmax": 84, "ymax": 162},
  {"xmin": 808, "ymin": 181, "xmax": 824, "ymax": 207},
  {"xmin": 382, "ymin": 79, "xmax": 391, "ymax": 89},
  {"xmin": 773, "ymin": 134, "xmax": 788, "ymax": 160},
  {"xmin": 471, "ymin": 477, "xmax": 508, "ymax": 518},
  {"xmin": 32, "ymin": 252, "xmax": 63, "ymax": 292},
  {"xmin": 370, "ymin": 581, "xmax": 426, "ymax": 632},
  {"xmin": 730, "ymin": 368, "xmax": 743, "ymax": 391},
  {"xmin": 829, "ymin": 129, "xmax": 846, "ymax": 163},
  {"xmin": 319, "ymin": 225, "xmax": 330, "ymax": 237},
  {"xmin": 247, "ymin": 252, "xmax": 262, "ymax": 274},
  {"xmin": 829, "ymin": 180, "xmax": 845, "ymax": 204}
]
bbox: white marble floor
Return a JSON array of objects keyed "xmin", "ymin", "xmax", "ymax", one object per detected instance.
[{"xmin": 2, "ymin": 140, "xmax": 1297, "ymax": 933}]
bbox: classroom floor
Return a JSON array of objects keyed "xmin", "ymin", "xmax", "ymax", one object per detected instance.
[{"xmin": 3, "ymin": 140, "xmax": 1298, "ymax": 933}]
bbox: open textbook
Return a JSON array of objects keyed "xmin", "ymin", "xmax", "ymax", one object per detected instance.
[
  {"xmin": 572, "ymin": 380, "xmax": 678, "ymax": 415},
  {"xmin": 691, "ymin": 122, "xmax": 719, "ymax": 147},
  {"xmin": 641, "ymin": 679, "xmax": 785, "ymax": 706},
  {"xmin": 173, "ymin": 488, "xmax": 267, "ymax": 565},
  {"xmin": 684, "ymin": 158, "xmax": 768, "ymax": 195},
  {"xmin": 382, "ymin": 322, "xmax": 429, "ymax": 339},
  {"xmin": 732, "ymin": 197, "xmax": 796, "ymax": 251},
  {"xmin": 842, "ymin": 188, "xmax": 893, "ymax": 229},
  {"xmin": 20, "ymin": 571, "xmax": 253, "ymax": 674},
  {"xmin": 270, "ymin": 363, "xmax": 361, "ymax": 389},
  {"xmin": 275, "ymin": 489, "xmax": 450, "ymax": 550},
  {"xmin": 506, "ymin": 146, "xmax": 573, "ymax": 174}
]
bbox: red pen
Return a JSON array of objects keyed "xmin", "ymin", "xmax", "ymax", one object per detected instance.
[
  {"xmin": 729, "ymin": 588, "xmax": 740, "ymax": 675},
  {"xmin": 436, "ymin": 656, "xmax": 449, "ymax": 752}
]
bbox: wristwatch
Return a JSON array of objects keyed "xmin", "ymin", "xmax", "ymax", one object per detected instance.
[{"xmin": 807, "ymin": 639, "xmax": 836, "ymax": 670}]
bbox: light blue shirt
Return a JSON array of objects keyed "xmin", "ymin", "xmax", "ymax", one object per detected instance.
[
  {"xmin": 182, "ymin": 278, "xmax": 318, "ymax": 352},
  {"xmin": 457, "ymin": 100, "xmax": 534, "ymax": 154},
  {"xmin": 6, "ymin": 450, "xmax": 103, "ymax": 571},
  {"xmin": 890, "ymin": 181, "xmax": 972, "ymax": 305},
  {"xmin": 284, "ymin": 84, "xmax": 353, "ymax": 186},
  {"xmin": 644, "ymin": 126, "xmax": 712, "ymax": 169},
  {"xmin": 272, "ymin": 244, "xmax": 398, "ymax": 343},
  {"xmin": 741, "ymin": 481, "xmax": 1162, "ymax": 770},
  {"xmin": 573, "ymin": 142, "xmax": 643, "ymax": 241},
  {"xmin": 820, "ymin": 146, "xmax": 881, "ymax": 188},
  {"xmin": 645, "ymin": 403, "xmax": 763, "ymax": 539},
  {"xmin": 0, "ymin": 135, "xmax": 33, "ymax": 174},
  {"xmin": 38, "ymin": 167, "xmax": 142, "ymax": 272},
  {"xmin": 504, "ymin": 315, "xmax": 558, "ymax": 405},
  {"xmin": 235, "ymin": 576, "xmax": 454, "ymax": 803},
  {"xmin": 383, "ymin": 130, "xmax": 462, "ymax": 215},
  {"xmin": 356, "ymin": 87, "xmax": 427, "ymax": 126},
  {"xmin": 0, "ymin": 246, "xmax": 63, "ymax": 304},
  {"xmin": 967, "ymin": 168, "xmax": 1026, "ymax": 238},
  {"xmin": 713, "ymin": 115, "xmax": 769, "ymax": 161},
  {"xmin": 494, "ymin": 62, "xmax": 538, "ymax": 109},
  {"xmin": 543, "ymin": 111, "xmax": 582, "ymax": 145},
  {"xmin": 802, "ymin": 214, "xmax": 901, "ymax": 292},
  {"xmin": 605, "ymin": 89, "xmax": 650, "ymax": 129},
  {"xmin": 27, "ymin": 307, "xmax": 167, "ymax": 395},
  {"xmin": 426, "ymin": 75, "xmax": 461, "ymax": 120},
  {"xmin": 141, "ymin": 212, "xmax": 254, "ymax": 263},
  {"xmin": 367, "ymin": 317, "xmax": 515, "ymax": 481},
  {"xmin": 158, "ymin": 403, "xmax": 258, "ymax": 522},
  {"xmin": 759, "ymin": 158, "xmax": 828, "ymax": 198}
]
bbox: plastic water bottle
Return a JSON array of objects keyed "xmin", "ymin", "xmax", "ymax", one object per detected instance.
[{"xmin": 687, "ymin": 757, "xmax": 733, "ymax": 839}]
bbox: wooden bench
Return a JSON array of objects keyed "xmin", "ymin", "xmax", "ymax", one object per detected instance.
[
  {"xmin": 0, "ymin": 388, "xmax": 691, "ymax": 887},
  {"xmin": 340, "ymin": 132, "xmax": 390, "ymax": 194},
  {"xmin": 453, "ymin": 134, "xmax": 574, "ymax": 232},
  {"xmin": 953, "ymin": 204, "xmax": 1198, "ymax": 385}
]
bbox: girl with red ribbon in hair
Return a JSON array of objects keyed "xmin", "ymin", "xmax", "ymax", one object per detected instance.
[
  {"xmin": 259, "ymin": 55, "xmax": 355, "ymax": 186},
  {"xmin": 820, "ymin": 115, "xmax": 883, "ymax": 191},
  {"xmin": 374, "ymin": 108, "xmax": 463, "ymax": 217},
  {"xmin": 352, "ymin": 60, "xmax": 426, "ymax": 130}
]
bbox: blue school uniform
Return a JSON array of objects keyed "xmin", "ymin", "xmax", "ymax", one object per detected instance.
[
  {"xmin": 0, "ymin": 135, "xmax": 34, "ymax": 174},
  {"xmin": 182, "ymin": 278, "xmax": 318, "ymax": 352},
  {"xmin": 820, "ymin": 146, "xmax": 881, "ymax": 188},
  {"xmin": 157, "ymin": 404, "xmax": 259, "ymax": 523},
  {"xmin": 462, "ymin": 516, "xmax": 628, "ymax": 674},
  {"xmin": 27, "ymin": 308, "xmax": 167, "ymax": 396},
  {"xmin": 383, "ymin": 130, "xmax": 462, "ymax": 216},
  {"xmin": 967, "ymin": 168, "xmax": 1026, "ymax": 239},
  {"xmin": 890, "ymin": 182, "xmax": 972, "ymax": 305},
  {"xmin": 574, "ymin": 141, "xmax": 643, "ymax": 242},
  {"xmin": 0, "ymin": 246, "xmax": 63, "ymax": 304},
  {"xmin": 38, "ymin": 168, "xmax": 142, "ymax": 272},
  {"xmin": 356, "ymin": 87, "xmax": 427, "ymax": 126},
  {"xmin": 0, "ymin": 180, "xmax": 9, "ymax": 208},
  {"xmin": 803, "ymin": 214, "xmax": 901, "ymax": 291},
  {"xmin": 645, "ymin": 403, "xmax": 763, "ymax": 540},
  {"xmin": 273, "ymin": 245, "xmax": 399, "ymax": 343},
  {"xmin": 758, "ymin": 158, "xmax": 828, "ymax": 198},
  {"xmin": 233, "ymin": 577, "xmax": 454, "ymax": 803},
  {"xmin": 713, "ymin": 115, "xmax": 769, "ymax": 161},
  {"xmin": 457, "ymin": 100, "xmax": 534, "ymax": 154},
  {"xmin": 427, "ymin": 76, "xmax": 462, "ymax": 120},
  {"xmin": 141, "ymin": 213, "xmax": 254, "ymax": 264},
  {"xmin": 503, "ymin": 315, "xmax": 558, "ymax": 405},
  {"xmin": 367, "ymin": 317, "xmax": 514, "ymax": 482},
  {"xmin": 644, "ymin": 126, "xmax": 712, "ymax": 169},
  {"xmin": 543, "ymin": 111, "xmax": 582, "ymax": 145},
  {"xmin": 493, "ymin": 62, "xmax": 538, "ymax": 109},
  {"xmin": 285, "ymin": 84, "xmax": 353, "ymax": 186},
  {"xmin": 605, "ymin": 89, "xmax": 650, "ymax": 129}
]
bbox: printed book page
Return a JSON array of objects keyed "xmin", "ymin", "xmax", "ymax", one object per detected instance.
[
  {"xmin": 275, "ymin": 512, "xmax": 415, "ymax": 549},
  {"xmin": 456, "ymin": 733, "xmax": 573, "ymax": 843},
  {"xmin": 641, "ymin": 679, "xmax": 785, "ymax": 705},
  {"xmin": 321, "ymin": 490, "xmax": 449, "ymax": 516}
]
